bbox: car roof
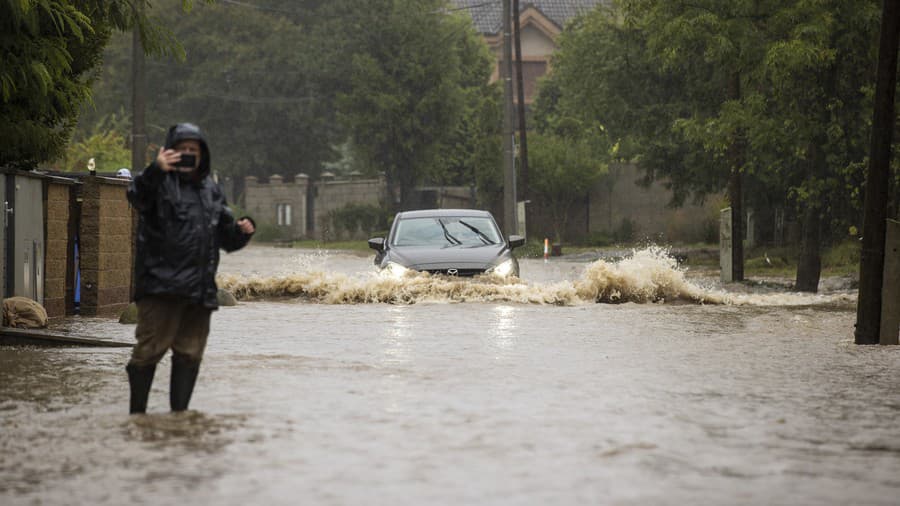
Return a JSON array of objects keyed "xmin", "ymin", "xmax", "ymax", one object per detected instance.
[{"xmin": 396, "ymin": 209, "xmax": 494, "ymax": 219}]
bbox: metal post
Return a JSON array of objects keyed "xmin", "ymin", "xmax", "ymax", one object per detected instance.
[{"xmin": 501, "ymin": 0, "xmax": 517, "ymax": 235}]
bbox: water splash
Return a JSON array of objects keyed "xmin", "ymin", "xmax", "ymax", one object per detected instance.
[
  {"xmin": 573, "ymin": 246, "xmax": 717, "ymax": 303},
  {"xmin": 219, "ymin": 270, "xmax": 580, "ymax": 305},
  {"xmin": 217, "ymin": 246, "xmax": 855, "ymax": 307}
]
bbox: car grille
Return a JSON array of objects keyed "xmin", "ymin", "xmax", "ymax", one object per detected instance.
[{"xmin": 425, "ymin": 268, "xmax": 485, "ymax": 277}]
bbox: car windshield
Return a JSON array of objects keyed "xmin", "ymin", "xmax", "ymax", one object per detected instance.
[{"xmin": 392, "ymin": 216, "xmax": 502, "ymax": 247}]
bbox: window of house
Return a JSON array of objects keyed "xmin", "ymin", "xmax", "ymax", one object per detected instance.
[{"xmin": 276, "ymin": 203, "xmax": 292, "ymax": 226}]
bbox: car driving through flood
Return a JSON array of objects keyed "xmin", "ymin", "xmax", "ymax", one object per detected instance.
[{"xmin": 368, "ymin": 209, "xmax": 525, "ymax": 278}]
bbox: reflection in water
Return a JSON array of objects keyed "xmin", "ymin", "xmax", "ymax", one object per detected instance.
[
  {"xmin": 490, "ymin": 305, "xmax": 517, "ymax": 356},
  {"xmin": 382, "ymin": 306, "xmax": 412, "ymax": 367},
  {"xmin": 124, "ymin": 411, "xmax": 248, "ymax": 453}
]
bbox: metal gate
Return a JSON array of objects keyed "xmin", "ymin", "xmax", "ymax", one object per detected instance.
[
  {"xmin": 0, "ymin": 175, "xmax": 4, "ymax": 298},
  {"xmin": 6, "ymin": 172, "xmax": 44, "ymax": 303}
]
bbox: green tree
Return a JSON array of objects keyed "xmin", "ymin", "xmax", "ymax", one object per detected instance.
[
  {"xmin": 541, "ymin": 0, "xmax": 882, "ymax": 291},
  {"xmin": 742, "ymin": 0, "xmax": 879, "ymax": 291},
  {"xmin": 528, "ymin": 131, "xmax": 607, "ymax": 242},
  {"xmin": 77, "ymin": 0, "xmax": 336, "ymax": 179},
  {"xmin": 1, "ymin": 0, "xmax": 192, "ymax": 170},
  {"xmin": 329, "ymin": 0, "xmax": 490, "ymax": 211},
  {"xmin": 55, "ymin": 130, "xmax": 131, "ymax": 173},
  {"xmin": 78, "ymin": 0, "xmax": 501, "ymax": 212}
]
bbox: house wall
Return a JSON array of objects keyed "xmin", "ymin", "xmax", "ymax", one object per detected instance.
[
  {"xmin": 78, "ymin": 177, "xmax": 134, "ymax": 317},
  {"xmin": 485, "ymin": 8, "xmax": 562, "ymax": 103},
  {"xmin": 520, "ymin": 25, "xmax": 557, "ymax": 55}
]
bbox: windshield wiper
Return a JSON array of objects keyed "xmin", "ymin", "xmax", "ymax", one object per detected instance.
[
  {"xmin": 458, "ymin": 220, "xmax": 494, "ymax": 245},
  {"xmin": 438, "ymin": 219, "xmax": 461, "ymax": 245}
]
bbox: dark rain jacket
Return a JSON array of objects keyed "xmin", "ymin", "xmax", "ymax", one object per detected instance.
[{"xmin": 127, "ymin": 123, "xmax": 253, "ymax": 309}]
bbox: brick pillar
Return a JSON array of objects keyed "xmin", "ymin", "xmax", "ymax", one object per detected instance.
[
  {"xmin": 43, "ymin": 181, "xmax": 73, "ymax": 319},
  {"xmin": 79, "ymin": 177, "xmax": 134, "ymax": 316}
]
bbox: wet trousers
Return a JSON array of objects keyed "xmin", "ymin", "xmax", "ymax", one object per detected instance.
[{"xmin": 128, "ymin": 295, "xmax": 212, "ymax": 367}]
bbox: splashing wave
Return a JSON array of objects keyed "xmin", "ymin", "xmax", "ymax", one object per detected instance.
[{"xmin": 217, "ymin": 246, "xmax": 854, "ymax": 306}]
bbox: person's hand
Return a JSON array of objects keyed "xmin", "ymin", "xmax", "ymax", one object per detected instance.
[
  {"xmin": 237, "ymin": 218, "xmax": 255, "ymax": 235},
  {"xmin": 155, "ymin": 147, "xmax": 183, "ymax": 172}
]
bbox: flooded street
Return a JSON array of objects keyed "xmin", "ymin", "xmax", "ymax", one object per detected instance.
[{"xmin": 2, "ymin": 245, "xmax": 899, "ymax": 505}]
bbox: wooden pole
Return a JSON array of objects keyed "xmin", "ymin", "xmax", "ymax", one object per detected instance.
[
  {"xmin": 512, "ymin": 0, "xmax": 529, "ymax": 233},
  {"xmin": 131, "ymin": 4, "xmax": 147, "ymax": 174},
  {"xmin": 856, "ymin": 0, "xmax": 900, "ymax": 345},
  {"xmin": 501, "ymin": 0, "xmax": 517, "ymax": 235}
]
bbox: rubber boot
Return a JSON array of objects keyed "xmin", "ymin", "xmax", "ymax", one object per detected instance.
[
  {"xmin": 126, "ymin": 363, "xmax": 156, "ymax": 414},
  {"xmin": 170, "ymin": 353, "xmax": 201, "ymax": 412}
]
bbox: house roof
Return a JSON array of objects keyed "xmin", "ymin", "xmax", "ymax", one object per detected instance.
[{"xmin": 449, "ymin": 0, "xmax": 605, "ymax": 35}]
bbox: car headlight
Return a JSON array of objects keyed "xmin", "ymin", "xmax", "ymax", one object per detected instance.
[
  {"xmin": 487, "ymin": 258, "xmax": 516, "ymax": 277},
  {"xmin": 383, "ymin": 261, "xmax": 411, "ymax": 279}
]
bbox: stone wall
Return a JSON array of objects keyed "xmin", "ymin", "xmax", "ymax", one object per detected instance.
[
  {"xmin": 587, "ymin": 164, "xmax": 721, "ymax": 244},
  {"xmin": 42, "ymin": 179, "xmax": 74, "ymax": 319},
  {"xmin": 240, "ymin": 166, "xmax": 717, "ymax": 245},
  {"xmin": 244, "ymin": 174, "xmax": 309, "ymax": 239},
  {"xmin": 243, "ymin": 175, "xmax": 390, "ymax": 240},
  {"xmin": 314, "ymin": 177, "xmax": 387, "ymax": 240},
  {"xmin": 79, "ymin": 177, "xmax": 133, "ymax": 317},
  {"xmin": 523, "ymin": 164, "xmax": 720, "ymax": 244}
]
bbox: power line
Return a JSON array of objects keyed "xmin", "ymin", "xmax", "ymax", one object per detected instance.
[
  {"xmin": 219, "ymin": 0, "xmax": 501, "ymax": 16},
  {"xmin": 438, "ymin": 1, "xmax": 502, "ymax": 14},
  {"xmin": 189, "ymin": 91, "xmax": 320, "ymax": 105},
  {"xmin": 218, "ymin": 0, "xmax": 297, "ymax": 14}
]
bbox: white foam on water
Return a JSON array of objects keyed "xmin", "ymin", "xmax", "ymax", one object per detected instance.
[{"xmin": 217, "ymin": 246, "xmax": 856, "ymax": 307}]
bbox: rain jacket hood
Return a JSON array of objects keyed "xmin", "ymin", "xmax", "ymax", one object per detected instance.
[{"xmin": 164, "ymin": 123, "xmax": 211, "ymax": 178}]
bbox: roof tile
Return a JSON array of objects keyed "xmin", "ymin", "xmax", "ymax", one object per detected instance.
[{"xmin": 449, "ymin": 0, "xmax": 605, "ymax": 34}]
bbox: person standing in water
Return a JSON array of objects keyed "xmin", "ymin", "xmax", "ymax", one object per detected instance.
[{"xmin": 125, "ymin": 123, "xmax": 255, "ymax": 414}]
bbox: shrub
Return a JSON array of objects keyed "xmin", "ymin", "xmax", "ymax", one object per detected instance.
[
  {"xmin": 326, "ymin": 204, "xmax": 387, "ymax": 240},
  {"xmin": 612, "ymin": 217, "xmax": 637, "ymax": 243}
]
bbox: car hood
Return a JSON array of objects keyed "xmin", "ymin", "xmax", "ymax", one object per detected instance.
[{"xmin": 387, "ymin": 244, "xmax": 509, "ymax": 269}]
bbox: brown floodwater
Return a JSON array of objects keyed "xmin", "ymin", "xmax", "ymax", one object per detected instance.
[{"xmin": 1, "ymin": 245, "xmax": 898, "ymax": 505}]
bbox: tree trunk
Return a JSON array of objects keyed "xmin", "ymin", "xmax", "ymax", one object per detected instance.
[{"xmin": 795, "ymin": 209, "xmax": 822, "ymax": 292}]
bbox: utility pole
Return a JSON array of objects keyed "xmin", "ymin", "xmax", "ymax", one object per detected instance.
[
  {"xmin": 727, "ymin": 72, "xmax": 744, "ymax": 282},
  {"xmin": 501, "ymin": 0, "xmax": 517, "ymax": 235},
  {"xmin": 131, "ymin": 3, "xmax": 147, "ymax": 174},
  {"xmin": 856, "ymin": 0, "xmax": 900, "ymax": 345},
  {"xmin": 512, "ymin": 0, "xmax": 529, "ymax": 236}
]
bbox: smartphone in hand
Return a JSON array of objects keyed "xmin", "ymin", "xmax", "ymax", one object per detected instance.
[{"xmin": 174, "ymin": 154, "xmax": 196, "ymax": 168}]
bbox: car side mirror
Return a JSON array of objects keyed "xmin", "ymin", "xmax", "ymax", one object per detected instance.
[
  {"xmin": 368, "ymin": 237, "xmax": 385, "ymax": 252},
  {"xmin": 508, "ymin": 235, "xmax": 525, "ymax": 249}
]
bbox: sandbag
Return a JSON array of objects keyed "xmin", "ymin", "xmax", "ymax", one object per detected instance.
[{"xmin": 3, "ymin": 297, "xmax": 49, "ymax": 329}]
